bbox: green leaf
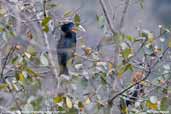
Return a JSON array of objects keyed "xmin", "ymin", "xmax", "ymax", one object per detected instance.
[
  {"xmin": 0, "ymin": 27, "xmax": 4, "ymax": 32},
  {"xmin": 11, "ymin": 56, "xmax": 18, "ymax": 64},
  {"xmin": 25, "ymin": 67, "xmax": 38, "ymax": 77},
  {"xmin": 58, "ymin": 106, "xmax": 65, "ymax": 111},
  {"xmin": 168, "ymin": 40, "xmax": 171, "ymax": 48},
  {"xmin": 120, "ymin": 98, "xmax": 128, "ymax": 114},
  {"xmin": 19, "ymin": 72, "xmax": 25, "ymax": 81},
  {"xmin": 41, "ymin": 16, "xmax": 52, "ymax": 32},
  {"xmin": 160, "ymin": 97, "xmax": 168, "ymax": 111},
  {"xmin": 0, "ymin": 83, "xmax": 8, "ymax": 90},
  {"xmin": 53, "ymin": 96, "xmax": 63, "ymax": 104},
  {"xmin": 41, "ymin": 16, "xmax": 52, "ymax": 26},
  {"xmin": 74, "ymin": 14, "xmax": 80, "ymax": 26},
  {"xmin": 42, "ymin": 25, "xmax": 49, "ymax": 32},
  {"xmin": 78, "ymin": 101, "xmax": 84, "ymax": 108},
  {"xmin": 27, "ymin": 46, "xmax": 36, "ymax": 56},
  {"xmin": 121, "ymin": 48, "xmax": 132, "ymax": 59},
  {"xmin": 127, "ymin": 35, "xmax": 136, "ymax": 42},
  {"xmin": 31, "ymin": 97, "xmax": 42, "ymax": 111},
  {"xmin": 118, "ymin": 64, "xmax": 133, "ymax": 78}
]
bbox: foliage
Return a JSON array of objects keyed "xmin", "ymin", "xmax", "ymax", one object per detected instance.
[{"xmin": 0, "ymin": 0, "xmax": 170, "ymax": 114}]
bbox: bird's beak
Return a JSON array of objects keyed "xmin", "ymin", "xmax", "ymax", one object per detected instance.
[
  {"xmin": 71, "ymin": 25, "xmax": 86, "ymax": 33},
  {"xmin": 71, "ymin": 27, "xmax": 78, "ymax": 33}
]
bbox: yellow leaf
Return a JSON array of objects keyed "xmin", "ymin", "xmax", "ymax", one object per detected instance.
[
  {"xmin": 84, "ymin": 97, "xmax": 91, "ymax": 105},
  {"xmin": 108, "ymin": 63, "xmax": 113, "ymax": 70},
  {"xmin": 53, "ymin": 96, "xmax": 63, "ymax": 104},
  {"xmin": 19, "ymin": 72, "xmax": 25, "ymax": 81},
  {"xmin": 66, "ymin": 97, "xmax": 72, "ymax": 109},
  {"xmin": 146, "ymin": 100, "xmax": 158, "ymax": 110}
]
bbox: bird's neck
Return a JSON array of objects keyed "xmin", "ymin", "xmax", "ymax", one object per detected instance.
[{"xmin": 65, "ymin": 31, "xmax": 76, "ymax": 38}]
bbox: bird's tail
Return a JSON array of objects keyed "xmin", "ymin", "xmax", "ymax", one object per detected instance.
[{"xmin": 59, "ymin": 64, "xmax": 69, "ymax": 75}]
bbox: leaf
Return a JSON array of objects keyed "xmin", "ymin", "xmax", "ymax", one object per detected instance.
[
  {"xmin": 64, "ymin": 11, "xmax": 74, "ymax": 17},
  {"xmin": 66, "ymin": 96, "xmax": 72, "ymax": 109},
  {"xmin": 0, "ymin": 27, "xmax": 4, "ymax": 32},
  {"xmin": 0, "ymin": 7, "xmax": 6, "ymax": 16},
  {"xmin": 58, "ymin": 106, "xmax": 65, "ymax": 111},
  {"xmin": 19, "ymin": 72, "xmax": 25, "ymax": 81},
  {"xmin": 27, "ymin": 46, "xmax": 36, "ymax": 56},
  {"xmin": 24, "ymin": 52, "xmax": 31, "ymax": 59},
  {"xmin": 146, "ymin": 100, "xmax": 158, "ymax": 110},
  {"xmin": 42, "ymin": 25, "xmax": 49, "ymax": 32},
  {"xmin": 78, "ymin": 101, "xmax": 84, "ymax": 108},
  {"xmin": 160, "ymin": 97, "xmax": 168, "ymax": 111},
  {"xmin": 118, "ymin": 64, "xmax": 133, "ymax": 78},
  {"xmin": 53, "ymin": 96, "xmax": 63, "ymax": 104},
  {"xmin": 84, "ymin": 97, "xmax": 91, "ymax": 105},
  {"xmin": 168, "ymin": 40, "xmax": 171, "ymax": 48},
  {"xmin": 26, "ymin": 31, "xmax": 33, "ymax": 40},
  {"xmin": 41, "ymin": 16, "xmax": 52, "ymax": 26},
  {"xmin": 74, "ymin": 14, "xmax": 80, "ymax": 26},
  {"xmin": 31, "ymin": 97, "xmax": 42, "ymax": 111},
  {"xmin": 84, "ymin": 47, "xmax": 92, "ymax": 56},
  {"xmin": 11, "ymin": 56, "xmax": 18, "ymax": 64},
  {"xmin": 25, "ymin": 67, "xmax": 38, "ymax": 77},
  {"xmin": 41, "ymin": 16, "xmax": 52, "ymax": 32},
  {"xmin": 120, "ymin": 98, "xmax": 128, "ymax": 114},
  {"xmin": 40, "ymin": 53, "xmax": 49, "ymax": 66},
  {"xmin": 127, "ymin": 35, "xmax": 135, "ymax": 42},
  {"xmin": 121, "ymin": 48, "xmax": 133, "ymax": 59},
  {"xmin": 0, "ymin": 83, "xmax": 8, "ymax": 90}
]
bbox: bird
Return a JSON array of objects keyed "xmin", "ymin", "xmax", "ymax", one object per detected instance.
[
  {"xmin": 119, "ymin": 83, "xmax": 144, "ymax": 114},
  {"xmin": 57, "ymin": 22, "xmax": 77, "ymax": 75},
  {"xmin": 119, "ymin": 71, "xmax": 144, "ymax": 114}
]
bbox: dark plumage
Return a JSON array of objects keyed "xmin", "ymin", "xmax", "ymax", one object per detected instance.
[
  {"xmin": 57, "ymin": 22, "xmax": 76, "ymax": 75},
  {"xmin": 119, "ymin": 84, "xmax": 144, "ymax": 114}
]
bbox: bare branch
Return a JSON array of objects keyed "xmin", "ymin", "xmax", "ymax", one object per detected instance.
[
  {"xmin": 118, "ymin": 0, "xmax": 130, "ymax": 32},
  {"xmin": 99, "ymin": 0, "xmax": 117, "ymax": 36}
]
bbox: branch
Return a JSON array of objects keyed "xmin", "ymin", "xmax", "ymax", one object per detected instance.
[
  {"xmin": 42, "ymin": 0, "xmax": 59, "ymax": 79},
  {"xmin": 99, "ymin": 0, "xmax": 117, "ymax": 36},
  {"xmin": 108, "ymin": 47, "xmax": 169, "ymax": 105},
  {"xmin": 0, "ymin": 46, "xmax": 16, "ymax": 79},
  {"xmin": 118, "ymin": 0, "xmax": 130, "ymax": 32}
]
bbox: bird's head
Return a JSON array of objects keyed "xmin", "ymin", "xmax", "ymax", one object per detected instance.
[
  {"xmin": 61, "ymin": 22, "xmax": 86, "ymax": 33},
  {"xmin": 61, "ymin": 22, "xmax": 77, "ymax": 33}
]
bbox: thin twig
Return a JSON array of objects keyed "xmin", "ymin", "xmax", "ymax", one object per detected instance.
[
  {"xmin": 108, "ymin": 47, "xmax": 169, "ymax": 105},
  {"xmin": 0, "ymin": 46, "xmax": 16, "ymax": 79},
  {"xmin": 118, "ymin": 0, "xmax": 130, "ymax": 32},
  {"xmin": 99, "ymin": 0, "xmax": 117, "ymax": 36}
]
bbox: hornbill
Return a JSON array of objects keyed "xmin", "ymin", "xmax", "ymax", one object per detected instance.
[
  {"xmin": 57, "ymin": 22, "xmax": 85, "ymax": 75},
  {"xmin": 119, "ymin": 71, "xmax": 144, "ymax": 114}
]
